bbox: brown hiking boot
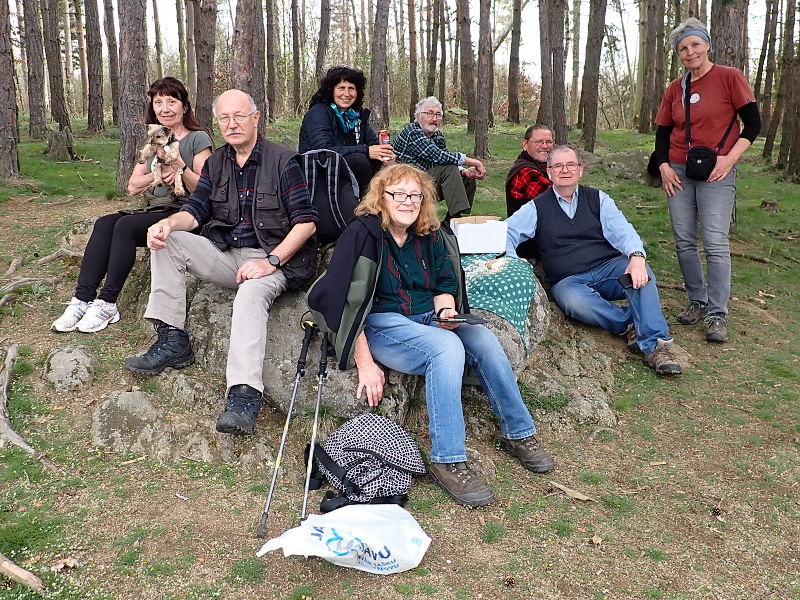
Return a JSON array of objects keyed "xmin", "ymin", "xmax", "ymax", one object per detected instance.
[
  {"xmin": 642, "ymin": 339, "xmax": 682, "ymax": 376},
  {"xmin": 501, "ymin": 436, "xmax": 555, "ymax": 473},
  {"xmin": 428, "ymin": 462, "xmax": 494, "ymax": 507},
  {"xmin": 705, "ymin": 314, "xmax": 728, "ymax": 343},
  {"xmin": 675, "ymin": 301, "xmax": 708, "ymax": 325},
  {"xmin": 623, "ymin": 324, "xmax": 642, "ymax": 354}
]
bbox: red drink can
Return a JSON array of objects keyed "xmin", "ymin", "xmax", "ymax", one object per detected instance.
[{"xmin": 379, "ymin": 130, "xmax": 391, "ymax": 145}]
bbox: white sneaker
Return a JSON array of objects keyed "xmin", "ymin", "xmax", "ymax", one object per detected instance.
[
  {"xmin": 76, "ymin": 299, "xmax": 120, "ymax": 333},
  {"xmin": 51, "ymin": 297, "xmax": 89, "ymax": 332}
]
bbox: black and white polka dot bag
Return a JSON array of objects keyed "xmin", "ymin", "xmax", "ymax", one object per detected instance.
[{"xmin": 309, "ymin": 413, "xmax": 426, "ymax": 512}]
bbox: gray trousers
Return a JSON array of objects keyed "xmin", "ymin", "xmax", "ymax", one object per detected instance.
[
  {"xmin": 144, "ymin": 231, "xmax": 288, "ymax": 393},
  {"xmin": 667, "ymin": 162, "xmax": 736, "ymax": 316},
  {"xmin": 428, "ymin": 164, "xmax": 477, "ymax": 216}
]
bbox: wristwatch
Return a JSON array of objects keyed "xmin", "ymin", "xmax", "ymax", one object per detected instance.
[
  {"xmin": 629, "ymin": 251, "xmax": 646, "ymax": 259},
  {"xmin": 267, "ymin": 254, "xmax": 281, "ymax": 267}
]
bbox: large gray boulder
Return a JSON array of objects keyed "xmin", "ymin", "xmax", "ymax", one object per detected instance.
[
  {"xmin": 43, "ymin": 345, "xmax": 97, "ymax": 392},
  {"xmin": 600, "ymin": 149, "xmax": 652, "ymax": 185}
]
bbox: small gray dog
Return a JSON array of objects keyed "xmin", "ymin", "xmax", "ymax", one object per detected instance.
[{"xmin": 138, "ymin": 124, "xmax": 185, "ymax": 196}]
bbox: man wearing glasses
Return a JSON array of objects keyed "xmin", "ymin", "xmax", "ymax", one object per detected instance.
[
  {"xmin": 393, "ymin": 96, "xmax": 486, "ymax": 220},
  {"xmin": 124, "ymin": 89, "xmax": 318, "ymax": 435},
  {"xmin": 505, "ymin": 125, "xmax": 554, "ymax": 258},
  {"xmin": 505, "ymin": 145, "xmax": 682, "ymax": 377}
]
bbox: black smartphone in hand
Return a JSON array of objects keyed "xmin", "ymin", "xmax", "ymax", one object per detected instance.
[{"xmin": 618, "ymin": 273, "xmax": 649, "ymax": 289}]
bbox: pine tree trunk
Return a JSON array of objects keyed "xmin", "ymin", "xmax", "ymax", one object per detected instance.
[
  {"xmin": 0, "ymin": 0, "xmax": 20, "ymax": 178},
  {"xmin": 506, "ymin": 0, "xmax": 521, "ymax": 123},
  {"xmin": 637, "ymin": 0, "xmax": 657, "ymax": 133},
  {"xmin": 474, "ymin": 0, "xmax": 490, "ymax": 157},
  {"xmin": 193, "ymin": 0, "xmax": 217, "ymax": 131},
  {"xmin": 176, "ymin": 0, "xmax": 186, "ymax": 81},
  {"xmin": 231, "ymin": 0, "xmax": 266, "ymax": 131},
  {"xmin": 41, "ymin": 0, "xmax": 72, "ymax": 131},
  {"xmin": 579, "ymin": 0, "xmax": 606, "ymax": 152},
  {"xmin": 73, "ymin": 0, "xmax": 89, "ymax": 115},
  {"xmin": 536, "ymin": 0, "xmax": 552, "ymax": 127},
  {"xmin": 152, "ymin": 0, "xmax": 164, "ymax": 78},
  {"xmin": 370, "ymin": 0, "xmax": 390, "ymax": 130},
  {"xmin": 408, "ymin": 0, "xmax": 419, "ymax": 121},
  {"xmin": 569, "ymin": 0, "xmax": 581, "ymax": 126},
  {"xmin": 291, "ymin": 0, "xmax": 301, "ymax": 114},
  {"xmin": 456, "ymin": 0, "xmax": 476, "ymax": 131},
  {"xmin": 116, "ymin": 0, "xmax": 148, "ymax": 192},
  {"xmin": 265, "ymin": 0, "xmax": 277, "ymax": 122},
  {"xmin": 437, "ymin": 0, "xmax": 445, "ymax": 102},
  {"xmin": 314, "ymin": 0, "xmax": 330, "ymax": 81},
  {"xmin": 22, "ymin": 0, "xmax": 47, "ymax": 138},
  {"xmin": 186, "ymin": 0, "xmax": 197, "ymax": 102},
  {"xmin": 710, "ymin": 0, "xmax": 748, "ymax": 72},
  {"xmin": 85, "ymin": 0, "xmax": 104, "ymax": 132},
  {"xmin": 766, "ymin": 0, "xmax": 795, "ymax": 160},
  {"xmin": 760, "ymin": 0, "xmax": 779, "ymax": 134},
  {"xmin": 424, "ymin": 0, "xmax": 439, "ymax": 98},
  {"xmin": 550, "ymin": 0, "xmax": 567, "ymax": 143},
  {"xmin": 103, "ymin": 0, "xmax": 120, "ymax": 124}
]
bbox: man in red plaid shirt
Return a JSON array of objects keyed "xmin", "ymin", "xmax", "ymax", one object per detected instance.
[{"xmin": 505, "ymin": 125, "xmax": 554, "ymax": 258}]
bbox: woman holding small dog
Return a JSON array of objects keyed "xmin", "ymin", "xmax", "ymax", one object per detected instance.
[
  {"xmin": 299, "ymin": 65, "xmax": 395, "ymax": 193},
  {"xmin": 52, "ymin": 77, "xmax": 213, "ymax": 333},
  {"xmin": 654, "ymin": 18, "xmax": 760, "ymax": 343}
]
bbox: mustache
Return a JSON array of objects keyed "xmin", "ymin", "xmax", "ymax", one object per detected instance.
[{"xmin": 227, "ymin": 128, "xmax": 245, "ymax": 135}]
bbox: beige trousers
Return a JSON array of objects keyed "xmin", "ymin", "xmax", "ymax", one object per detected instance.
[{"xmin": 144, "ymin": 231, "xmax": 288, "ymax": 393}]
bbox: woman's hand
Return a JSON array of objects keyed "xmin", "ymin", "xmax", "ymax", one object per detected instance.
[
  {"xmin": 435, "ymin": 307, "xmax": 460, "ymax": 330},
  {"xmin": 368, "ymin": 144, "xmax": 396, "ymax": 162},
  {"xmin": 659, "ymin": 163, "xmax": 683, "ymax": 197},
  {"xmin": 356, "ymin": 362, "xmax": 385, "ymax": 407},
  {"xmin": 708, "ymin": 153, "xmax": 736, "ymax": 182}
]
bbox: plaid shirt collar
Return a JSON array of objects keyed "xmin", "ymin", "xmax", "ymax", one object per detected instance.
[{"xmin": 223, "ymin": 135, "xmax": 264, "ymax": 167}]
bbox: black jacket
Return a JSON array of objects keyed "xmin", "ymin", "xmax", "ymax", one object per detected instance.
[{"xmin": 298, "ymin": 102, "xmax": 380, "ymax": 157}]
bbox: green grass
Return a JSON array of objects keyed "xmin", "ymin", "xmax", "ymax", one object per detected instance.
[
  {"xmin": 480, "ymin": 521, "xmax": 509, "ymax": 543},
  {"xmin": 228, "ymin": 557, "xmax": 265, "ymax": 584}
]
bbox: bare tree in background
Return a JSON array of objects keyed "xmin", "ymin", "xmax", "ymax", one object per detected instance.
[
  {"xmin": 314, "ymin": 0, "xmax": 330, "ymax": 81},
  {"xmin": 74, "ymin": 0, "xmax": 89, "ymax": 114},
  {"xmin": 437, "ymin": 0, "xmax": 445, "ymax": 101},
  {"xmin": 474, "ymin": 0, "xmax": 491, "ymax": 157},
  {"xmin": 536, "ymin": 0, "xmax": 553, "ymax": 127},
  {"xmin": 0, "ymin": 0, "xmax": 20, "ymax": 178},
  {"xmin": 103, "ymin": 0, "xmax": 120, "ymax": 124},
  {"xmin": 636, "ymin": 0, "xmax": 659, "ymax": 133},
  {"xmin": 41, "ymin": 0, "xmax": 72, "ymax": 131},
  {"xmin": 370, "ymin": 0, "xmax": 390, "ymax": 129},
  {"xmin": 424, "ymin": 0, "xmax": 440, "ymax": 97},
  {"xmin": 506, "ymin": 0, "xmax": 522, "ymax": 123},
  {"xmin": 22, "ymin": 0, "xmax": 47, "ymax": 138},
  {"xmin": 62, "ymin": 0, "xmax": 74, "ymax": 109},
  {"xmin": 186, "ymin": 0, "xmax": 197, "ymax": 101},
  {"xmin": 231, "ymin": 0, "xmax": 266, "ymax": 132},
  {"xmin": 86, "ymin": 0, "xmax": 104, "ymax": 132},
  {"xmin": 456, "ymin": 0, "xmax": 476, "ymax": 131},
  {"xmin": 152, "ymin": 0, "xmax": 164, "ymax": 78},
  {"xmin": 291, "ymin": 0, "xmax": 301, "ymax": 114},
  {"xmin": 766, "ymin": 0, "xmax": 795, "ymax": 160},
  {"xmin": 116, "ymin": 0, "xmax": 148, "ymax": 192},
  {"xmin": 176, "ymin": 0, "xmax": 186, "ymax": 80},
  {"xmin": 710, "ymin": 0, "xmax": 748, "ymax": 72},
  {"xmin": 754, "ymin": 0, "xmax": 778, "ymax": 133},
  {"xmin": 408, "ymin": 0, "xmax": 420, "ymax": 120},
  {"xmin": 579, "ymin": 0, "xmax": 606, "ymax": 151},
  {"xmin": 569, "ymin": 0, "xmax": 581, "ymax": 125},
  {"xmin": 193, "ymin": 0, "xmax": 217, "ymax": 131},
  {"xmin": 265, "ymin": 0, "xmax": 277, "ymax": 121},
  {"xmin": 548, "ymin": 0, "xmax": 567, "ymax": 143}
]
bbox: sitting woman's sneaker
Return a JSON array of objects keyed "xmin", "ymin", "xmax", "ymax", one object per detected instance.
[
  {"xmin": 51, "ymin": 298, "xmax": 89, "ymax": 333},
  {"xmin": 76, "ymin": 299, "xmax": 120, "ymax": 333}
]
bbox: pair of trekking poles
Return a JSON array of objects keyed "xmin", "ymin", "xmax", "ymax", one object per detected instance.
[{"xmin": 256, "ymin": 319, "xmax": 329, "ymax": 539}]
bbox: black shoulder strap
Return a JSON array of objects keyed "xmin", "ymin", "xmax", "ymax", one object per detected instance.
[{"xmin": 684, "ymin": 71, "xmax": 738, "ymax": 153}]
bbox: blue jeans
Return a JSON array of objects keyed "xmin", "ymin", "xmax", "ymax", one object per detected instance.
[
  {"xmin": 364, "ymin": 310, "xmax": 537, "ymax": 464},
  {"xmin": 667, "ymin": 162, "xmax": 736, "ymax": 316},
  {"xmin": 550, "ymin": 255, "xmax": 670, "ymax": 354}
]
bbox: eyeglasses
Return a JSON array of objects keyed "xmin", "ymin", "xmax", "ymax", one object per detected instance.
[
  {"xmin": 217, "ymin": 111, "xmax": 255, "ymax": 125},
  {"xmin": 549, "ymin": 162, "xmax": 580, "ymax": 172},
  {"xmin": 385, "ymin": 191, "xmax": 424, "ymax": 204},
  {"xmin": 420, "ymin": 111, "xmax": 444, "ymax": 119},
  {"xmin": 529, "ymin": 139, "xmax": 554, "ymax": 146}
]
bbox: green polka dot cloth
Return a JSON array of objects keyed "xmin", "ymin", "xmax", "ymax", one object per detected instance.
[{"xmin": 460, "ymin": 253, "xmax": 536, "ymax": 355}]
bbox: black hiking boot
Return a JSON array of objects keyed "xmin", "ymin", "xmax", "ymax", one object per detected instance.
[
  {"xmin": 124, "ymin": 321, "xmax": 195, "ymax": 375},
  {"xmin": 216, "ymin": 384, "xmax": 262, "ymax": 435}
]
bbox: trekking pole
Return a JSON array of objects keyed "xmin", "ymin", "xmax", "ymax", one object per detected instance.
[
  {"xmin": 300, "ymin": 333, "xmax": 329, "ymax": 522},
  {"xmin": 255, "ymin": 320, "xmax": 317, "ymax": 539}
]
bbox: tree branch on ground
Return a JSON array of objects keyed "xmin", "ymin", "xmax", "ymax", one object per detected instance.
[
  {"xmin": 0, "ymin": 343, "xmax": 36, "ymax": 455},
  {"xmin": 0, "ymin": 277, "xmax": 58, "ymax": 294},
  {"xmin": 5, "ymin": 257, "xmax": 22, "ymax": 275},
  {"xmin": 0, "ymin": 551, "xmax": 45, "ymax": 594},
  {"xmin": 36, "ymin": 248, "xmax": 83, "ymax": 265}
]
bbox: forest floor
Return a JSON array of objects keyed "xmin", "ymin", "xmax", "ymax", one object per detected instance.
[{"xmin": 1, "ymin": 123, "xmax": 799, "ymax": 600}]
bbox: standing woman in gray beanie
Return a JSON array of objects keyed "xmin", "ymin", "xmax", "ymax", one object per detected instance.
[{"xmin": 654, "ymin": 17, "xmax": 761, "ymax": 343}]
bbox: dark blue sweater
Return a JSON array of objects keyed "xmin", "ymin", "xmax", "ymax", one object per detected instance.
[{"xmin": 298, "ymin": 102, "xmax": 379, "ymax": 157}]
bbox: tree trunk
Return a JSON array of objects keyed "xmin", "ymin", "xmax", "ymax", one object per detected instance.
[
  {"xmin": 437, "ymin": 0, "xmax": 445, "ymax": 102},
  {"xmin": 637, "ymin": 0, "xmax": 658, "ymax": 133},
  {"xmin": 85, "ymin": 0, "xmax": 103, "ymax": 131},
  {"xmin": 22, "ymin": 0, "xmax": 47, "ymax": 138},
  {"xmin": 456, "ymin": 0, "xmax": 476, "ymax": 131},
  {"xmin": 550, "ymin": 0, "xmax": 567, "ymax": 143},
  {"xmin": 784, "ymin": 60, "xmax": 800, "ymax": 175},
  {"xmin": 186, "ymin": 0, "xmax": 197, "ymax": 102},
  {"xmin": 103, "ymin": 0, "xmax": 120, "ymax": 124},
  {"xmin": 424, "ymin": 0, "xmax": 440, "ymax": 97},
  {"xmin": 291, "ymin": 0, "xmax": 301, "ymax": 114},
  {"xmin": 314, "ymin": 0, "xmax": 330, "ymax": 81},
  {"xmin": 767, "ymin": 0, "xmax": 795, "ymax": 160},
  {"xmin": 62, "ymin": 0, "xmax": 74, "ymax": 109},
  {"xmin": 569, "ymin": 0, "xmax": 581, "ymax": 126},
  {"xmin": 152, "ymin": 0, "xmax": 164, "ymax": 77},
  {"xmin": 710, "ymin": 0, "xmax": 748, "ymax": 72},
  {"xmin": 264, "ymin": 0, "xmax": 277, "ymax": 121},
  {"xmin": 116, "ymin": 0, "xmax": 148, "ymax": 192},
  {"xmin": 408, "ymin": 0, "xmax": 419, "ymax": 120},
  {"xmin": 231, "ymin": 0, "xmax": 266, "ymax": 131},
  {"xmin": 536, "ymin": 0, "xmax": 552, "ymax": 126},
  {"xmin": 0, "ymin": 0, "xmax": 20, "ymax": 178},
  {"xmin": 73, "ymin": 0, "xmax": 89, "ymax": 115},
  {"xmin": 474, "ymin": 0, "xmax": 491, "ymax": 157},
  {"xmin": 41, "ymin": 0, "xmax": 72, "ymax": 131},
  {"xmin": 369, "ymin": 0, "xmax": 390, "ymax": 130},
  {"xmin": 579, "ymin": 0, "xmax": 606, "ymax": 152},
  {"xmin": 176, "ymin": 0, "xmax": 186, "ymax": 80},
  {"xmin": 759, "ymin": 0, "xmax": 779, "ymax": 134},
  {"xmin": 193, "ymin": 0, "xmax": 216, "ymax": 131},
  {"xmin": 506, "ymin": 0, "xmax": 521, "ymax": 123}
]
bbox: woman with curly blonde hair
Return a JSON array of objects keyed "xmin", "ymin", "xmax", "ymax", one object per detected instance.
[{"xmin": 308, "ymin": 163, "xmax": 554, "ymax": 509}]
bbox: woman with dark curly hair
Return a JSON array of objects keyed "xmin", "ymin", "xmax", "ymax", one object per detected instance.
[
  {"xmin": 654, "ymin": 18, "xmax": 760, "ymax": 343},
  {"xmin": 299, "ymin": 65, "xmax": 395, "ymax": 192},
  {"xmin": 51, "ymin": 77, "xmax": 212, "ymax": 334}
]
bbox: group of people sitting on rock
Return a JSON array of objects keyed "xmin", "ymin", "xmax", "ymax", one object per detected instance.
[{"xmin": 48, "ymin": 17, "xmax": 758, "ymax": 507}]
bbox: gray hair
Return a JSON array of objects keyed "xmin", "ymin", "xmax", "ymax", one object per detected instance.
[
  {"xmin": 415, "ymin": 96, "xmax": 442, "ymax": 116},
  {"xmin": 524, "ymin": 124, "xmax": 553, "ymax": 140},
  {"xmin": 670, "ymin": 17, "xmax": 711, "ymax": 54},
  {"xmin": 547, "ymin": 144, "xmax": 583, "ymax": 168},
  {"xmin": 212, "ymin": 90, "xmax": 259, "ymax": 117}
]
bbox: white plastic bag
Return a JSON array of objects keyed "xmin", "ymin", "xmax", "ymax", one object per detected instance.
[{"xmin": 256, "ymin": 504, "xmax": 431, "ymax": 574}]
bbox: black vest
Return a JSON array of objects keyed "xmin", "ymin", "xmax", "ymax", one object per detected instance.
[
  {"xmin": 204, "ymin": 138, "xmax": 317, "ymax": 288},
  {"xmin": 533, "ymin": 185, "xmax": 622, "ymax": 284}
]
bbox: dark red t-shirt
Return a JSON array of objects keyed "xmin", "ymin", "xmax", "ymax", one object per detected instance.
[{"xmin": 655, "ymin": 64, "xmax": 755, "ymax": 164}]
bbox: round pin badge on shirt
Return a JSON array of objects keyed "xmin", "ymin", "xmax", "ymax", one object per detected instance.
[{"xmin": 690, "ymin": 93, "xmax": 700, "ymax": 104}]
